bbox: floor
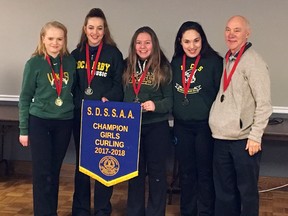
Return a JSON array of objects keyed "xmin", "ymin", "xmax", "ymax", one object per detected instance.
[{"xmin": 1, "ymin": 161, "xmax": 288, "ymax": 215}]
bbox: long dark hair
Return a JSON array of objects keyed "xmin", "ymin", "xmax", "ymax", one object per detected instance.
[
  {"xmin": 173, "ymin": 21, "xmax": 219, "ymax": 58},
  {"xmin": 77, "ymin": 8, "xmax": 116, "ymax": 51}
]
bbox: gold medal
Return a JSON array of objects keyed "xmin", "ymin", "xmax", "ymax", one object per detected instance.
[
  {"xmin": 55, "ymin": 97, "xmax": 63, "ymax": 106},
  {"xmin": 46, "ymin": 56, "xmax": 64, "ymax": 108},
  {"xmin": 85, "ymin": 87, "xmax": 93, "ymax": 95}
]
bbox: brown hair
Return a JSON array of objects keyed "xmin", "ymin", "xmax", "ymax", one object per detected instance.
[
  {"xmin": 123, "ymin": 26, "xmax": 171, "ymax": 89},
  {"xmin": 77, "ymin": 8, "xmax": 116, "ymax": 50}
]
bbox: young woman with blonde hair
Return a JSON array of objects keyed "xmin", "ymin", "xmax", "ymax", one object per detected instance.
[{"xmin": 19, "ymin": 21, "xmax": 75, "ymax": 215}]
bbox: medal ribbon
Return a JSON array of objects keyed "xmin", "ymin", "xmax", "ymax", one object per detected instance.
[
  {"xmin": 131, "ymin": 63, "xmax": 149, "ymax": 98},
  {"xmin": 46, "ymin": 55, "xmax": 63, "ymax": 98},
  {"xmin": 86, "ymin": 42, "xmax": 103, "ymax": 87},
  {"xmin": 182, "ymin": 54, "xmax": 201, "ymax": 97},
  {"xmin": 223, "ymin": 44, "xmax": 246, "ymax": 92}
]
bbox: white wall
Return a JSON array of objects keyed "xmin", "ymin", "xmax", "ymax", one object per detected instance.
[{"xmin": 1, "ymin": 0, "xmax": 287, "ymax": 106}]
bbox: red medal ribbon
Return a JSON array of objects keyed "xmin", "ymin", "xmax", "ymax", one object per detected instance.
[
  {"xmin": 223, "ymin": 44, "xmax": 246, "ymax": 92},
  {"xmin": 86, "ymin": 42, "xmax": 103, "ymax": 87},
  {"xmin": 131, "ymin": 64, "xmax": 149, "ymax": 98},
  {"xmin": 46, "ymin": 55, "xmax": 63, "ymax": 98},
  {"xmin": 182, "ymin": 54, "xmax": 201, "ymax": 97}
]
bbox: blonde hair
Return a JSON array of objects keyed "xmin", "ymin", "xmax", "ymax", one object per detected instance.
[{"xmin": 32, "ymin": 21, "xmax": 69, "ymax": 57}]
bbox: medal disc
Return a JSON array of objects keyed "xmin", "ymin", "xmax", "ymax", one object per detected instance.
[
  {"xmin": 182, "ymin": 97, "xmax": 189, "ymax": 106},
  {"xmin": 85, "ymin": 87, "xmax": 93, "ymax": 95},
  {"xmin": 55, "ymin": 97, "xmax": 63, "ymax": 106},
  {"xmin": 133, "ymin": 97, "xmax": 140, "ymax": 103}
]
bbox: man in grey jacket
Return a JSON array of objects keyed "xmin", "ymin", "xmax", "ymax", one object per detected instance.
[{"xmin": 209, "ymin": 15, "xmax": 272, "ymax": 216}]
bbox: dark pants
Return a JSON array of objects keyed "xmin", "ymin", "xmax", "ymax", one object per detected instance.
[
  {"xmin": 72, "ymin": 110, "xmax": 113, "ymax": 216},
  {"xmin": 127, "ymin": 121, "xmax": 170, "ymax": 216},
  {"xmin": 174, "ymin": 120, "xmax": 215, "ymax": 216},
  {"xmin": 213, "ymin": 139, "xmax": 261, "ymax": 216},
  {"xmin": 29, "ymin": 115, "xmax": 73, "ymax": 216}
]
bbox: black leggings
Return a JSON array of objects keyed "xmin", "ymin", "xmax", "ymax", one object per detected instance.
[
  {"xmin": 174, "ymin": 120, "xmax": 215, "ymax": 216},
  {"xmin": 29, "ymin": 115, "xmax": 73, "ymax": 216},
  {"xmin": 72, "ymin": 111, "xmax": 113, "ymax": 216},
  {"xmin": 127, "ymin": 120, "xmax": 170, "ymax": 216}
]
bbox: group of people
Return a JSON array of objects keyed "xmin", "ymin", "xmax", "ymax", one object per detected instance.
[{"xmin": 18, "ymin": 7, "xmax": 272, "ymax": 216}]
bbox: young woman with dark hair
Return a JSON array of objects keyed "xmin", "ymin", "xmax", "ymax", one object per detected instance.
[{"xmin": 171, "ymin": 21, "xmax": 223, "ymax": 216}]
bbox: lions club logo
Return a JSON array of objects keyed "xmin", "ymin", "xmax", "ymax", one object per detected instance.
[{"xmin": 99, "ymin": 156, "xmax": 120, "ymax": 176}]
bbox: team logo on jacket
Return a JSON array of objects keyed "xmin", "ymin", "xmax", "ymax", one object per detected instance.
[
  {"xmin": 47, "ymin": 72, "xmax": 69, "ymax": 89},
  {"xmin": 129, "ymin": 71, "xmax": 154, "ymax": 85},
  {"xmin": 76, "ymin": 61, "xmax": 110, "ymax": 77},
  {"xmin": 175, "ymin": 68, "xmax": 202, "ymax": 94},
  {"xmin": 184, "ymin": 68, "xmax": 197, "ymax": 83}
]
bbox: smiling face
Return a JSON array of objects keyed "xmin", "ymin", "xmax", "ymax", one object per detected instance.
[
  {"xmin": 225, "ymin": 16, "xmax": 250, "ymax": 54},
  {"xmin": 181, "ymin": 29, "xmax": 202, "ymax": 58},
  {"xmin": 84, "ymin": 17, "xmax": 105, "ymax": 46},
  {"xmin": 135, "ymin": 32, "xmax": 153, "ymax": 60},
  {"xmin": 42, "ymin": 27, "xmax": 65, "ymax": 58}
]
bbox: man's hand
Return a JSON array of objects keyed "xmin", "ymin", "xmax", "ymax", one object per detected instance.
[{"xmin": 245, "ymin": 139, "xmax": 261, "ymax": 156}]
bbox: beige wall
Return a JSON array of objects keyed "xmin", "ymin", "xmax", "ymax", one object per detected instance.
[{"xmin": 1, "ymin": 0, "xmax": 287, "ymax": 107}]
